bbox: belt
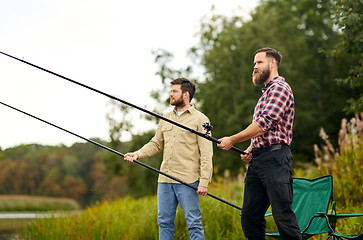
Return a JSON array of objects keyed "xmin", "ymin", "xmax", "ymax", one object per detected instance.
[{"xmin": 252, "ymin": 143, "xmax": 289, "ymax": 157}]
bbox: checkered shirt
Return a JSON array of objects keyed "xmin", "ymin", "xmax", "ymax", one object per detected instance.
[{"xmin": 251, "ymin": 76, "xmax": 294, "ymax": 149}]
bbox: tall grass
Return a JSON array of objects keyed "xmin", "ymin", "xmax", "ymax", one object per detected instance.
[
  {"xmin": 20, "ymin": 174, "xmax": 362, "ymax": 239},
  {"xmin": 314, "ymin": 113, "xmax": 362, "ymax": 205},
  {"xmin": 313, "ymin": 113, "xmax": 363, "ymax": 236},
  {"xmin": 20, "ymin": 179, "xmax": 246, "ymax": 240},
  {"xmin": 22, "ymin": 196, "xmax": 157, "ymax": 239},
  {"xmin": 19, "ymin": 115, "xmax": 363, "ymax": 239}
]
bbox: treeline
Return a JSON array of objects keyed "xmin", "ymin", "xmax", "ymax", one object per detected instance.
[
  {"xmin": 0, "ymin": 141, "xmax": 133, "ymax": 206},
  {"xmin": 0, "ymin": 135, "xmax": 164, "ymax": 206}
]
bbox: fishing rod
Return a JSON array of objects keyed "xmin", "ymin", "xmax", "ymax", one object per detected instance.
[
  {"xmin": 0, "ymin": 51, "xmax": 246, "ymax": 155},
  {"xmin": 0, "ymin": 101, "xmax": 242, "ymax": 211}
]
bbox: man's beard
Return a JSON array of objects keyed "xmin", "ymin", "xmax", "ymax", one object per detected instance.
[
  {"xmin": 171, "ymin": 96, "xmax": 186, "ymax": 108},
  {"xmin": 252, "ymin": 67, "xmax": 270, "ymax": 86}
]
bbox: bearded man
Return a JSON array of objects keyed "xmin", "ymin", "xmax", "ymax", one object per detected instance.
[
  {"xmin": 218, "ymin": 48, "xmax": 302, "ymax": 239},
  {"xmin": 124, "ymin": 78, "xmax": 213, "ymax": 240}
]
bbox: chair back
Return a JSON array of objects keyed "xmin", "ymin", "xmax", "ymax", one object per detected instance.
[{"xmin": 292, "ymin": 175, "xmax": 333, "ymax": 236}]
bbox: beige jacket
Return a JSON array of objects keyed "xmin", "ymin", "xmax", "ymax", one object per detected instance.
[{"xmin": 135, "ymin": 105, "xmax": 213, "ymax": 187}]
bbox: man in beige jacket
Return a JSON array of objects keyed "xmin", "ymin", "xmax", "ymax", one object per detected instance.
[{"xmin": 124, "ymin": 78, "xmax": 213, "ymax": 240}]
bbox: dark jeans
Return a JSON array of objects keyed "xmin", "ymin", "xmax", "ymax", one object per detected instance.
[{"xmin": 241, "ymin": 145, "xmax": 302, "ymax": 240}]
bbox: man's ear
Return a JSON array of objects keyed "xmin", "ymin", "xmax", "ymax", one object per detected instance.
[
  {"xmin": 269, "ymin": 58, "xmax": 276, "ymax": 70},
  {"xmin": 184, "ymin": 91, "xmax": 190, "ymax": 101}
]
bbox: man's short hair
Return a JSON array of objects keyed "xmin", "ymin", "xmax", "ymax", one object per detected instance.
[
  {"xmin": 255, "ymin": 47, "xmax": 282, "ymax": 67},
  {"xmin": 170, "ymin": 78, "xmax": 196, "ymax": 102}
]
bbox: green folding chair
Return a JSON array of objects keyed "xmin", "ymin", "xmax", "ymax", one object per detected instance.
[{"xmin": 265, "ymin": 175, "xmax": 363, "ymax": 239}]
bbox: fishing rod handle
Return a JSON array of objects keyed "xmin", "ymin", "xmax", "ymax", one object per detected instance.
[
  {"xmin": 231, "ymin": 146, "xmax": 246, "ymax": 155},
  {"xmin": 206, "ymin": 135, "xmax": 246, "ymax": 155}
]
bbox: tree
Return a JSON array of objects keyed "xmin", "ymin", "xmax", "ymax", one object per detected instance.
[
  {"xmin": 328, "ymin": 0, "xmax": 363, "ymax": 113},
  {"xmin": 39, "ymin": 168, "xmax": 63, "ymax": 197},
  {"xmin": 0, "ymin": 161, "xmax": 17, "ymax": 193},
  {"xmin": 0, "ymin": 143, "xmax": 125, "ymax": 205},
  {"xmin": 62, "ymin": 175, "xmax": 87, "ymax": 202},
  {"xmin": 87, "ymin": 160, "xmax": 108, "ymax": 201}
]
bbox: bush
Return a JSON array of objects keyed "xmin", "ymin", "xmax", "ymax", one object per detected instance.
[{"xmin": 314, "ymin": 113, "xmax": 363, "ymax": 206}]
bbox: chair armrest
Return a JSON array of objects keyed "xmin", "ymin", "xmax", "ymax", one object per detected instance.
[
  {"xmin": 302, "ymin": 213, "xmax": 335, "ymax": 234},
  {"xmin": 323, "ymin": 212, "xmax": 363, "ymax": 239}
]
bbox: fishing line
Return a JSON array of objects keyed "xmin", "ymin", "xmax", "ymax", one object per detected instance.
[
  {"xmin": 0, "ymin": 51, "xmax": 246, "ymax": 155},
  {"xmin": 0, "ymin": 101, "xmax": 242, "ymax": 211}
]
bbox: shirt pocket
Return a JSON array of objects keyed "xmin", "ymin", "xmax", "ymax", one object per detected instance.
[
  {"xmin": 178, "ymin": 128, "xmax": 197, "ymax": 144},
  {"xmin": 161, "ymin": 124, "xmax": 173, "ymax": 142}
]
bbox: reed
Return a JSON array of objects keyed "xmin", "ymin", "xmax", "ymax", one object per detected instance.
[{"xmin": 314, "ymin": 113, "xmax": 363, "ymax": 205}]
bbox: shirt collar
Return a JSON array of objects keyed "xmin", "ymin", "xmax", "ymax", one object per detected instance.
[
  {"xmin": 173, "ymin": 105, "xmax": 195, "ymax": 115},
  {"xmin": 262, "ymin": 76, "xmax": 284, "ymax": 92}
]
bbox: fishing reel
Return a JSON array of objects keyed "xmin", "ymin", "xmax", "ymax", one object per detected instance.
[{"xmin": 202, "ymin": 122, "xmax": 213, "ymax": 135}]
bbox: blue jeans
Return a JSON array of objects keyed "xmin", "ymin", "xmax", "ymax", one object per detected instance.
[{"xmin": 157, "ymin": 181, "xmax": 204, "ymax": 240}]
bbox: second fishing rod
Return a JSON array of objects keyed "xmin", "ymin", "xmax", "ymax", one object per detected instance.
[
  {"xmin": 0, "ymin": 51, "xmax": 246, "ymax": 155},
  {"xmin": 0, "ymin": 100, "xmax": 242, "ymax": 211}
]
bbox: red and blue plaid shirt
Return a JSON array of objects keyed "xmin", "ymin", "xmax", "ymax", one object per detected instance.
[{"xmin": 251, "ymin": 76, "xmax": 294, "ymax": 149}]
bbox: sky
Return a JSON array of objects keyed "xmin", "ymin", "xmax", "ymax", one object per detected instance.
[{"xmin": 0, "ymin": 0, "xmax": 259, "ymax": 149}]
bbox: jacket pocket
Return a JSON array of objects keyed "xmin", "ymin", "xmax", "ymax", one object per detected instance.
[
  {"xmin": 178, "ymin": 128, "xmax": 197, "ymax": 144},
  {"xmin": 161, "ymin": 124, "xmax": 173, "ymax": 142}
]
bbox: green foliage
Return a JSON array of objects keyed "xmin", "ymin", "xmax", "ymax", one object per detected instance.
[
  {"xmin": 314, "ymin": 114, "xmax": 363, "ymax": 206},
  {"xmin": 328, "ymin": 0, "xmax": 363, "ymax": 113}
]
